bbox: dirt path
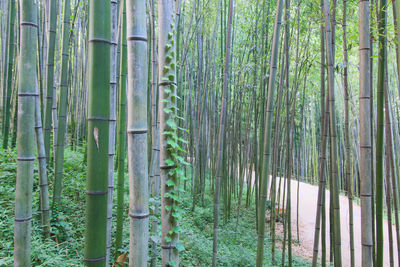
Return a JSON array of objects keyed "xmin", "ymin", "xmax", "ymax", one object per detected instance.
[{"xmin": 275, "ymin": 179, "xmax": 398, "ymax": 266}]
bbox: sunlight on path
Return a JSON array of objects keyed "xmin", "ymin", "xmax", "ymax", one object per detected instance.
[{"xmin": 280, "ymin": 179, "xmax": 398, "ymax": 267}]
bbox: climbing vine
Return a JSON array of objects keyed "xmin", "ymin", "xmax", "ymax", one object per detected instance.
[{"xmin": 162, "ymin": 20, "xmax": 190, "ymax": 263}]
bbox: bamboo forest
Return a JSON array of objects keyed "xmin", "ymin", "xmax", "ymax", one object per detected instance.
[{"xmin": 3, "ymin": 0, "xmax": 400, "ymax": 266}]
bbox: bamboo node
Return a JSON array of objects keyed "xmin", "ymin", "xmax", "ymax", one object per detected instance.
[
  {"xmin": 129, "ymin": 212, "xmax": 150, "ymax": 219},
  {"xmin": 18, "ymin": 92, "xmax": 39, "ymax": 97},
  {"xmin": 127, "ymin": 35, "xmax": 148, "ymax": 42},
  {"xmin": 161, "ymin": 244, "xmax": 176, "ymax": 249},
  {"xmin": 15, "ymin": 216, "xmax": 32, "ymax": 222},
  {"xmin": 127, "ymin": 129, "xmax": 148, "ymax": 134},
  {"xmin": 86, "ymin": 190, "xmax": 108, "ymax": 195},
  {"xmin": 84, "ymin": 256, "xmax": 106, "ymax": 262},
  {"xmin": 89, "ymin": 38, "xmax": 111, "ymax": 44},
  {"xmin": 17, "ymin": 156, "xmax": 35, "ymax": 161},
  {"xmin": 20, "ymin": 21, "xmax": 38, "ymax": 28}
]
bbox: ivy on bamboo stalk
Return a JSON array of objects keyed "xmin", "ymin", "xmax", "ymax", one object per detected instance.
[{"xmin": 160, "ymin": 21, "xmax": 188, "ymax": 266}]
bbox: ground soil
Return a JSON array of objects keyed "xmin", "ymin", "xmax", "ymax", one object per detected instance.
[{"xmin": 270, "ymin": 179, "xmax": 398, "ymax": 267}]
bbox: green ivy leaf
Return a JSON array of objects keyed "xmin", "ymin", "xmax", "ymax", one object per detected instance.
[
  {"xmin": 172, "ymin": 211, "xmax": 181, "ymax": 218},
  {"xmin": 165, "ymin": 193, "xmax": 178, "ymax": 201},
  {"xmin": 178, "ymin": 137, "xmax": 188, "ymax": 144},
  {"xmin": 176, "ymin": 242, "xmax": 185, "ymax": 252},
  {"xmin": 166, "ymin": 119, "xmax": 177, "ymax": 130},
  {"xmin": 166, "ymin": 179, "xmax": 176, "ymax": 187},
  {"xmin": 162, "ymin": 131, "xmax": 174, "ymax": 136},
  {"xmin": 172, "ymin": 226, "xmax": 182, "ymax": 233},
  {"xmin": 165, "ymin": 159, "xmax": 174, "ymax": 166},
  {"xmin": 167, "ymin": 139, "xmax": 179, "ymax": 149}
]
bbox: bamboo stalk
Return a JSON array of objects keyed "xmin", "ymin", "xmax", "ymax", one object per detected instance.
[{"xmin": 14, "ymin": 0, "xmax": 38, "ymax": 264}]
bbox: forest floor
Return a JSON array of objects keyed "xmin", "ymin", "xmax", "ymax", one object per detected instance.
[
  {"xmin": 1, "ymin": 139, "xmax": 397, "ymax": 266},
  {"xmin": 273, "ymin": 178, "xmax": 398, "ymax": 267},
  {"xmin": 0, "ymin": 146, "xmax": 311, "ymax": 266}
]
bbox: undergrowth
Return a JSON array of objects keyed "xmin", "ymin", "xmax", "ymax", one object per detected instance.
[{"xmin": 0, "ymin": 146, "xmax": 310, "ymax": 266}]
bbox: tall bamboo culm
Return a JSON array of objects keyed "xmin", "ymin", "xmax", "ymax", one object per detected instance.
[
  {"xmin": 1, "ymin": 0, "xmax": 11, "ymax": 132},
  {"xmin": 84, "ymin": 0, "xmax": 111, "ymax": 265},
  {"xmin": 43, "ymin": 0, "xmax": 58, "ymax": 162},
  {"xmin": 115, "ymin": 0, "xmax": 127, "ymax": 255},
  {"xmin": 322, "ymin": 0, "xmax": 342, "ymax": 264},
  {"xmin": 2, "ymin": 0, "xmax": 15, "ymax": 149},
  {"xmin": 342, "ymin": 0, "xmax": 355, "ymax": 265},
  {"xmin": 375, "ymin": 0, "xmax": 388, "ymax": 264},
  {"xmin": 52, "ymin": 0, "xmax": 71, "ymax": 207},
  {"xmin": 256, "ymin": 0, "xmax": 284, "ymax": 265},
  {"xmin": 359, "ymin": 0, "xmax": 373, "ymax": 265},
  {"xmin": 34, "ymin": 81, "xmax": 50, "ymax": 238},
  {"xmin": 212, "ymin": 1, "xmax": 233, "ymax": 266},
  {"xmin": 149, "ymin": 0, "xmax": 160, "ymax": 265},
  {"xmin": 106, "ymin": 0, "xmax": 119, "ymax": 264},
  {"xmin": 3, "ymin": 0, "xmax": 16, "ymax": 149},
  {"xmin": 126, "ymin": 0, "xmax": 149, "ymax": 265},
  {"xmin": 158, "ymin": 0, "xmax": 179, "ymax": 265},
  {"xmin": 14, "ymin": 0, "xmax": 38, "ymax": 265}
]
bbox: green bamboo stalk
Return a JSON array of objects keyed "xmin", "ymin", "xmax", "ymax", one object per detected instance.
[
  {"xmin": 212, "ymin": 0, "xmax": 233, "ymax": 266},
  {"xmin": 115, "ymin": 0, "xmax": 126, "ymax": 256},
  {"xmin": 159, "ymin": 0, "xmax": 181, "ymax": 265},
  {"xmin": 376, "ymin": 0, "xmax": 387, "ymax": 265},
  {"xmin": 43, "ymin": 0, "xmax": 58, "ymax": 163},
  {"xmin": 52, "ymin": 0, "xmax": 71, "ymax": 207},
  {"xmin": 149, "ymin": 0, "xmax": 160, "ymax": 265},
  {"xmin": 84, "ymin": 0, "xmax": 111, "ymax": 265},
  {"xmin": 13, "ymin": 0, "xmax": 38, "ymax": 265},
  {"xmin": 359, "ymin": 0, "xmax": 374, "ymax": 265},
  {"xmin": 126, "ymin": 0, "xmax": 149, "ymax": 265},
  {"xmin": 106, "ymin": 0, "xmax": 119, "ymax": 264},
  {"xmin": 11, "ymin": 73, "xmax": 18, "ymax": 149},
  {"xmin": 1, "ymin": 0, "xmax": 10, "ymax": 133},
  {"xmin": 34, "ymin": 81, "xmax": 50, "ymax": 238},
  {"xmin": 343, "ymin": 0, "xmax": 354, "ymax": 265},
  {"xmin": 256, "ymin": 0, "xmax": 284, "ymax": 265},
  {"xmin": 2, "ymin": 0, "xmax": 15, "ymax": 149},
  {"xmin": 384, "ymin": 72, "xmax": 394, "ymax": 267},
  {"xmin": 393, "ymin": 0, "xmax": 400, "ymax": 97},
  {"xmin": 322, "ymin": 0, "xmax": 342, "ymax": 264}
]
